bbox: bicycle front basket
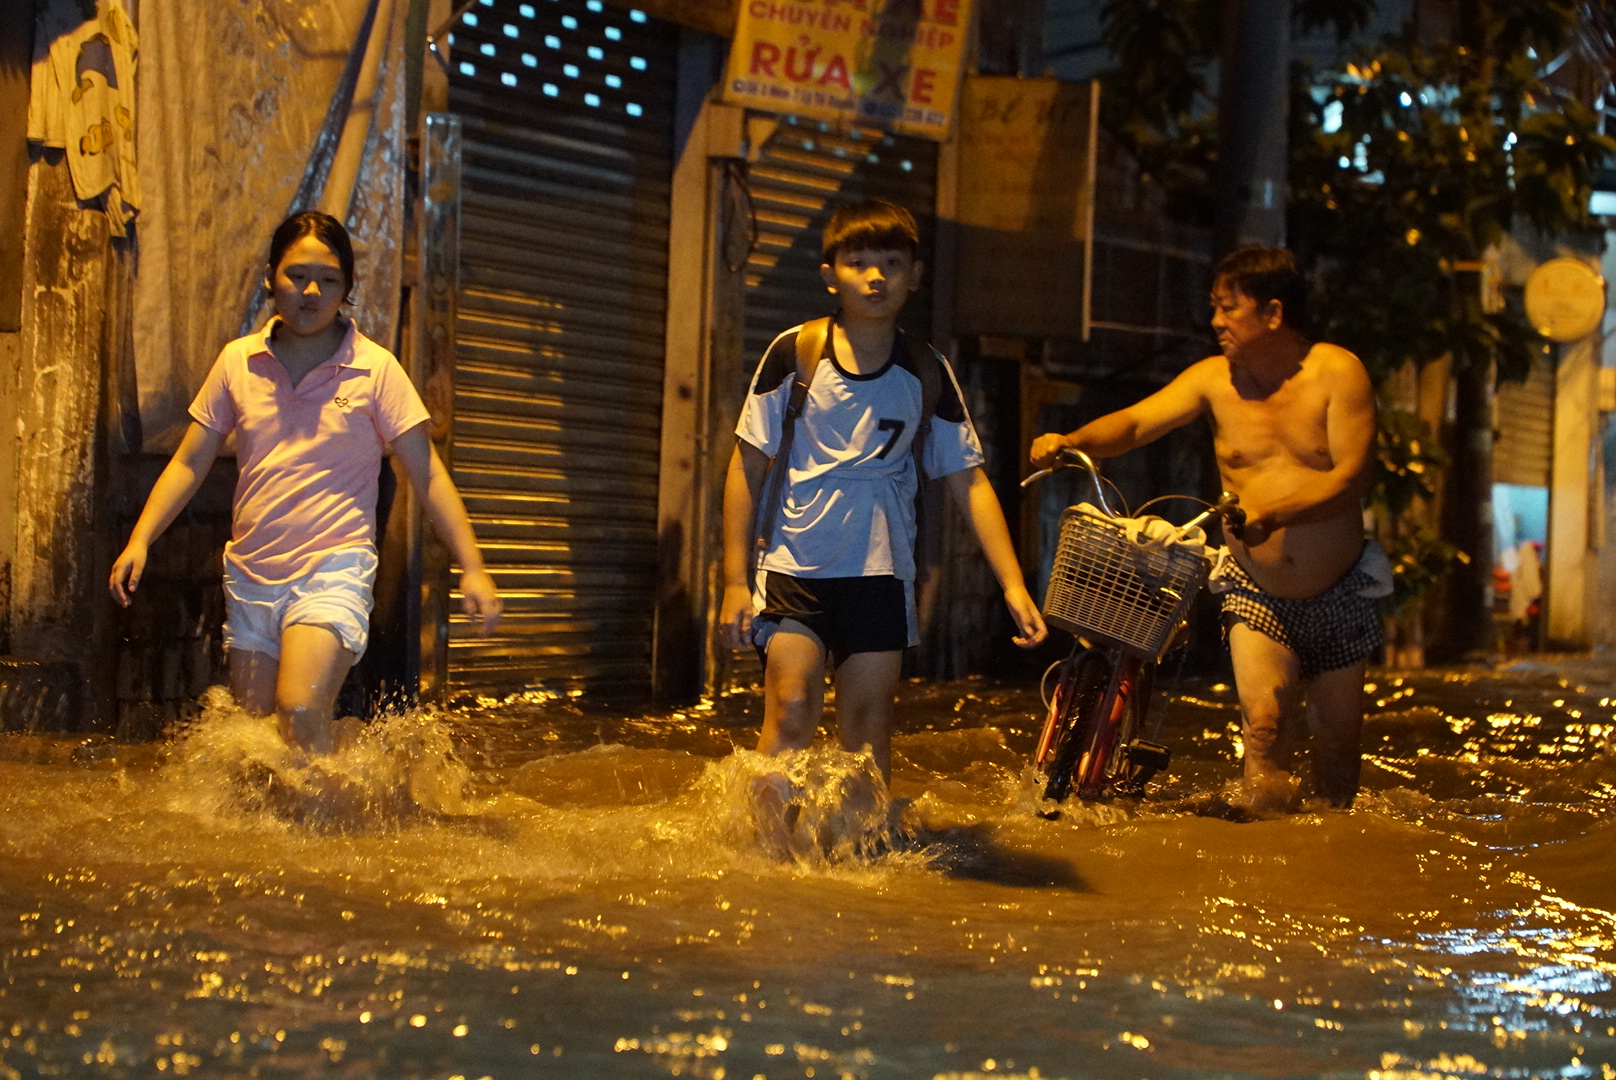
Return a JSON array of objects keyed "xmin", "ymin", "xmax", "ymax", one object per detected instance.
[{"xmin": 1042, "ymin": 505, "xmax": 1211, "ymax": 658}]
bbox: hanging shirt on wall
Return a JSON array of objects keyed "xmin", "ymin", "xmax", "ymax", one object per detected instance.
[{"xmin": 27, "ymin": 0, "xmax": 140, "ymax": 236}]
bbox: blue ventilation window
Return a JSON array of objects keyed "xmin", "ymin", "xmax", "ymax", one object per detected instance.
[
  {"xmin": 630, "ymin": 56, "xmax": 646, "ymax": 70},
  {"xmin": 587, "ymin": 45, "xmax": 604, "ymax": 60},
  {"xmin": 545, "ymin": 34, "xmax": 560, "ymax": 48},
  {"xmin": 461, "ymin": 10, "xmax": 477, "ymax": 24},
  {"xmin": 501, "ymin": 72, "xmax": 517, "ymax": 86},
  {"xmin": 627, "ymin": 102, "xmax": 642, "ymax": 117},
  {"xmin": 543, "ymin": 82, "xmax": 559, "ymax": 96},
  {"xmin": 561, "ymin": 14, "xmax": 578, "ymax": 28},
  {"xmin": 584, "ymin": 92, "xmax": 601, "ymax": 106},
  {"xmin": 519, "ymin": 3, "xmax": 535, "ymax": 14},
  {"xmin": 605, "ymin": 73, "xmax": 621, "ymax": 88},
  {"xmin": 604, "ymin": 26, "xmax": 621, "ymax": 40},
  {"xmin": 479, "ymin": 42, "xmax": 496, "ymax": 56},
  {"xmin": 503, "ymin": 23, "xmax": 518, "ymax": 36},
  {"xmin": 586, "ymin": 0, "xmax": 602, "ymax": 9},
  {"xmin": 521, "ymin": 53, "xmax": 537, "ymax": 67},
  {"xmin": 459, "ymin": 61, "xmax": 476, "ymax": 75},
  {"xmin": 563, "ymin": 63, "xmax": 579, "ymax": 77},
  {"xmin": 630, "ymin": 9, "xmax": 647, "ymax": 21}
]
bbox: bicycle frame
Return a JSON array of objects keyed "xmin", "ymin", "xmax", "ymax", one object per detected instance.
[{"xmin": 1023, "ymin": 448, "xmax": 1239, "ymax": 805}]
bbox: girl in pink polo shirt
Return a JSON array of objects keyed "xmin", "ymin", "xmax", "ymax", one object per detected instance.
[{"xmin": 110, "ymin": 211, "xmax": 501, "ymax": 754}]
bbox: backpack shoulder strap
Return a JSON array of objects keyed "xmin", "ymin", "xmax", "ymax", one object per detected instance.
[
  {"xmin": 751, "ymin": 319, "xmax": 831, "ymax": 572},
  {"xmin": 795, "ymin": 316, "xmax": 829, "ymax": 387},
  {"xmin": 903, "ymin": 330, "xmax": 944, "ymax": 477}
]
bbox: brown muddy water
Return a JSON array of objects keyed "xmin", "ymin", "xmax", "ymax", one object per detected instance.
[{"xmin": 0, "ymin": 663, "xmax": 1613, "ymax": 1079}]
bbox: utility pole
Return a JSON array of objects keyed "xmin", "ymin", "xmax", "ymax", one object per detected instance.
[
  {"xmin": 1434, "ymin": 0, "xmax": 1496, "ymax": 660},
  {"xmin": 1215, "ymin": 0, "xmax": 1290, "ymax": 251}
]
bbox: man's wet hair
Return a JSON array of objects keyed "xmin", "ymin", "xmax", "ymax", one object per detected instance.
[
  {"xmin": 821, "ymin": 199, "xmax": 920, "ymax": 262},
  {"xmin": 1213, "ymin": 245, "xmax": 1309, "ymax": 330},
  {"xmin": 268, "ymin": 210, "xmax": 356, "ymax": 300}
]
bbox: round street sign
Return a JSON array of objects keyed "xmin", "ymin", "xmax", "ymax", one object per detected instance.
[{"xmin": 1524, "ymin": 257, "xmax": 1606, "ymax": 343}]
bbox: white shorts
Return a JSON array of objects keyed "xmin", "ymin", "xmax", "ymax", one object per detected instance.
[{"xmin": 222, "ymin": 547, "xmax": 379, "ymax": 660}]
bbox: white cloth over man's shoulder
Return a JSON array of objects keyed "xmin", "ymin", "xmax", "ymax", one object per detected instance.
[{"xmin": 736, "ymin": 323, "xmax": 984, "ymax": 582}]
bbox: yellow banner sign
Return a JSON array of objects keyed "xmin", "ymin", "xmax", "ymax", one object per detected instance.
[{"xmin": 722, "ymin": 0, "xmax": 972, "ymax": 141}]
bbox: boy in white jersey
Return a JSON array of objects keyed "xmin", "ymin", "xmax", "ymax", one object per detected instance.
[{"xmin": 719, "ymin": 200, "xmax": 1047, "ymax": 789}]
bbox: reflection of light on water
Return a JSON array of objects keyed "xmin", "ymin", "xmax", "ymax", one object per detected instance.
[
  {"xmin": 1373, "ymin": 891, "xmax": 1616, "ymax": 1039},
  {"xmin": 4, "ymin": 668, "xmax": 1616, "ymax": 1076}
]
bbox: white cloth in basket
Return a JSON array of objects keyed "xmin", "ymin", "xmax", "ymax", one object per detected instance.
[{"xmin": 1072, "ymin": 503, "xmax": 1210, "ymax": 558}]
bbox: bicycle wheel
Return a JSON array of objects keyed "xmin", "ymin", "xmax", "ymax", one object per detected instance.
[
  {"xmin": 1038, "ymin": 649, "xmax": 1112, "ymax": 803},
  {"xmin": 1073, "ymin": 656, "xmax": 1143, "ymax": 800}
]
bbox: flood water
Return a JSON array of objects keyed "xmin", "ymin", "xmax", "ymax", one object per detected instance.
[{"xmin": 1, "ymin": 661, "xmax": 1614, "ymax": 1079}]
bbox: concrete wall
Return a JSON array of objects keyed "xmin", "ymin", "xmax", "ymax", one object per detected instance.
[{"xmin": 0, "ymin": 154, "xmax": 127, "ymax": 732}]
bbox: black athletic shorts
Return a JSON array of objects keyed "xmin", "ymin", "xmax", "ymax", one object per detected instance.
[{"xmin": 752, "ymin": 572, "xmax": 914, "ymax": 667}]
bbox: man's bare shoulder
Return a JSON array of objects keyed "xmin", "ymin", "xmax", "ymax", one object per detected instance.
[
  {"xmin": 1305, "ymin": 342, "xmax": 1372, "ymax": 387},
  {"xmin": 1181, "ymin": 354, "xmax": 1234, "ymax": 389}
]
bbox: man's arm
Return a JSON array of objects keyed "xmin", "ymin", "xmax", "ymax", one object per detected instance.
[
  {"xmin": 1029, "ymin": 359, "xmax": 1215, "ymax": 467},
  {"xmin": 943, "ymin": 466, "xmax": 1048, "ymax": 648},
  {"xmin": 719, "ymin": 441, "xmax": 769, "ymax": 649},
  {"xmin": 1244, "ymin": 350, "xmax": 1377, "ymax": 539},
  {"xmin": 390, "ymin": 423, "xmax": 502, "ymax": 636}
]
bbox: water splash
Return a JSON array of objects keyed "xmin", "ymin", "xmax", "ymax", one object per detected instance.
[
  {"xmin": 166, "ymin": 687, "xmax": 473, "ymax": 833},
  {"xmin": 695, "ymin": 746, "xmax": 926, "ymax": 868}
]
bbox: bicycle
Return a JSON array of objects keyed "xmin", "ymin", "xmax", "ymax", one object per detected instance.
[{"xmin": 1020, "ymin": 449, "xmax": 1243, "ymax": 805}]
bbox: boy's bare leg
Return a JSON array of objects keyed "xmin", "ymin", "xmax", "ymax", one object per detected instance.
[
  {"xmin": 1304, "ymin": 662, "xmax": 1366, "ymax": 808},
  {"xmin": 1228, "ymin": 620, "xmax": 1304, "ymax": 811},
  {"xmin": 833, "ymin": 650, "xmax": 903, "ymax": 782},
  {"xmin": 758, "ymin": 619, "xmax": 828, "ymax": 755},
  {"xmin": 751, "ymin": 620, "xmax": 827, "ymax": 852},
  {"xmin": 228, "ymin": 649, "xmax": 278, "ymax": 716},
  {"xmin": 275, "ymin": 624, "xmax": 356, "ymax": 755}
]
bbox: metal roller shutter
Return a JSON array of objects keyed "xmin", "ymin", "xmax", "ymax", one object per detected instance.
[
  {"xmin": 447, "ymin": 0, "xmax": 677, "ymax": 694},
  {"xmin": 1495, "ymin": 355, "xmax": 1554, "ymax": 488},
  {"xmin": 742, "ymin": 116, "xmax": 939, "ymax": 364}
]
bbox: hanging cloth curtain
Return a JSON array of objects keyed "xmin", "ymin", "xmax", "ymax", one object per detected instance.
[{"xmin": 131, "ymin": 0, "xmax": 408, "ymax": 451}]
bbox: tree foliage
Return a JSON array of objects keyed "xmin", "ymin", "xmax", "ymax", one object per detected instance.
[
  {"xmin": 1095, "ymin": 0, "xmax": 1615, "ymax": 616},
  {"xmin": 1097, "ymin": 0, "xmax": 1614, "ymax": 380}
]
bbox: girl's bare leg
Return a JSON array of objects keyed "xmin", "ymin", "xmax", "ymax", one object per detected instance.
[
  {"xmin": 274, "ymin": 624, "xmax": 356, "ymax": 755},
  {"xmin": 229, "ymin": 649, "xmax": 278, "ymax": 716}
]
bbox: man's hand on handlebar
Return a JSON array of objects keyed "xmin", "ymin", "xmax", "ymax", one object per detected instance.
[{"xmin": 1028, "ymin": 433, "xmax": 1071, "ymax": 470}]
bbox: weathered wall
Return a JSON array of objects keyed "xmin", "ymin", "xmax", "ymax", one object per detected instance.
[{"xmin": 1, "ymin": 153, "xmax": 125, "ymax": 732}]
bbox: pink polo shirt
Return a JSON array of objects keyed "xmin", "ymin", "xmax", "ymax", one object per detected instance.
[{"xmin": 190, "ymin": 319, "xmax": 432, "ymax": 586}]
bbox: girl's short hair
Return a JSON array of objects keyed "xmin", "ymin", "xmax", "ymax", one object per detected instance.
[
  {"xmin": 821, "ymin": 199, "xmax": 920, "ymax": 262},
  {"xmin": 268, "ymin": 211, "xmax": 356, "ymax": 298}
]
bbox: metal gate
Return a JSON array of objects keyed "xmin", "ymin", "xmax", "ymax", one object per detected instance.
[
  {"xmin": 447, "ymin": 0, "xmax": 677, "ymax": 694},
  {"xmin": 1495, "ymin": 355, "xmax": 1554, "ymax": 488},
  {"xmin": 741, "ymin": 116, "xmax": 939, "ymax": 363}
]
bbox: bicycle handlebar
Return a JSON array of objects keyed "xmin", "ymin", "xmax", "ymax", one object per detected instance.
[
  {"xmin": 1020, "ymin": 448, "xmax": 1118, "ymax": 516},
  {"xmin": 1021, "ymin": 446, "xmax": 1246, "ymax": 540}
]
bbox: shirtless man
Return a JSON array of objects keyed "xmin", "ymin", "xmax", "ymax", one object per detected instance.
[{"xmin": 1030, "ymin": 246, "xmax": 1381, "ymax": 809}]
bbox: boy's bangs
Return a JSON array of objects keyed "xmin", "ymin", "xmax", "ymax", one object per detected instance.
[
  {"xmin": 827, "ymin": 224, "xmax": 916, "ymax": 259},
  {"xmin": 821, "ymin": 198, "xmax": 920, "ymax": 260}
]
